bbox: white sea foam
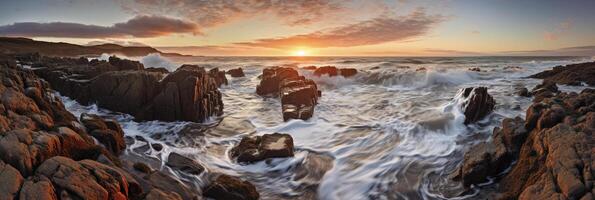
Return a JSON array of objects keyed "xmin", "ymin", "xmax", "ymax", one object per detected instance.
[{"xmin": 140, "ymin": 53, "xmax": 178, "ymax": 72}]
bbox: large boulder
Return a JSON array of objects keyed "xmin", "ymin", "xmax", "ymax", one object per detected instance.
[
  {"xmin": 227, "ymin": 67, "xmax": 245, "ymax": 77},
  {"xmin": 256, "ymin": 67, "xmax": 320, "ymax": 121},
  {"xmin": 460, "ymin": 87, "xmax": 496, "ymax": 124},
  {"xmin": 203, "ymin": 174, "xmax": 259, "ymax": 200},
  {"xmin": 313, "ymin": 66, "xmax": 358, "ymax": 78},
  {"xmin": 0, "ymin": 160, "xmax": 24, "ymax": 199},
  {"xmin": 166, "ymin": 152, "xmax": 205, "ymax": 175},
  {"xmin": 231, "ymin": 133, "xmax": 294, "ymax": 163}
]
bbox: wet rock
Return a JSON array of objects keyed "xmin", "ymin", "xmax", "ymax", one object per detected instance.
[
  {"xmin": 19, "ymin": 176, "xmax": 58, "ymax": 200},
  {"xmin": 314, "ymin": 66, "xmax": 339, "ymax": 77},
  {"xmin": 0, "ymin": 129, "xmax": 61, "ymax": 176},
  {"xmin": 231, "ymin": 133, "xmax": 294, "ymax": 163},
  {"xmin": 80, "ymin": 113, "xmax": 126, "ymax": 155},
  {"xmin": 145, "ymin": 171, "xmax": 199, "ymax": 200},
  {"xmin": 493, "ymin": 117, "xmax": 527, "ymax": 154},
  {"xmin": 227, "ymin": 67, "xmax": 245, "ymax": 77},
  {"xmin": 340, "ymin": 68, "xmax": 358, "ymax": 77},
  {"xmin": 33, "ymin": 156, "xmax": 131, "ymax": 200},
  {"xmin": 460, "ymin": 87, "xmax": 496, "ymax": 124},
  {"xmin": 203, "ymin": 174, "xmax": 259, "ymax": 200},
  {"xmin": 166, "ymin": 152, "xmax": 205, "ymax": 175},
  {"xmin": 151, "ymin": 143, "xmax": 163, "ymax": 151},
  {"xmin": 301, "ymin": 66, "xmax": 317, "ymax": 70},
  {"xmin": 108, "ymin": 55, "xmax": 144, "ymax": 71},
  {"xmin": 531, "ymin": 80, "xmax": 559, "ymax": 102},
  {"xmin": 145, "ymin": 67, "xmax": 170, "ymax": 74},
  {"xmin": 257, "ymin": 67, "xmax": 320, "ymax": 121},
  {"xmin": 0, "ymin": 160, "xmax": 24, "ymax": 199},
  {"xmin": 529, "ymin": 61, "xmax": 595, "ymax": 86},
  {"xmin": 133, "ymin": 162, "xmax": 152, "ymax": 174},
  {"xmin": 516, "ymin": 87, "xmax": 531, "ymax": 97},
  {"xmin": 456, "ymin": 140, "xmax": 510, "ymax": 187},
  {"xmin": 468, "ymin": 67, "xmax": 481, "ymax": 72},
  {"xmin": 209, "ymin": 67, "xmax": 228, "ymax": 86}
]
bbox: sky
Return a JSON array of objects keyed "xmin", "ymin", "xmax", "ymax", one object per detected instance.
[{"xmin": 0, "ymin": 0, "xmax": 594, "ymax": 56}]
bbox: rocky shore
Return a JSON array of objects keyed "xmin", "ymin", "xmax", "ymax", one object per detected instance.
[
  {"xmin": 0, "ymin": 54, "xmax": 260, "ymax": 200},
  {"xmin": 454, "ymin": 81, "xmax": 594, "ymax": 199}
]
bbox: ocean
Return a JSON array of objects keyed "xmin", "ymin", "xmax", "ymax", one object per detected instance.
[{"xmin": 62, "ymin": 55, "xmax": 594, "ymax": 199}]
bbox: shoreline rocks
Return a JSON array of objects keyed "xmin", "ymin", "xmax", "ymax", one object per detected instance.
[
  {"xmin": 20, "ymin": 55, "xmax": 224, "ymax": 123},
  {"xmin": 455, "ymin": 81, "xmax": 594, "ymax": 200},
  {"xmin": 303, "ymin": 66, "xmax": 358, "ymax": 77},
  {"xmin": 227, "ymin": 67, "xmax": 245, "ymax": 77},
  {"xmin": 528, "ymin": 61, "xmax": 595, "ymax": 86},
  {"xmin": 203, "ymin": 174, "xmax": 259, "ymax": 200}
]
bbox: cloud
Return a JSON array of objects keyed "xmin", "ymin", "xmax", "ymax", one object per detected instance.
[
  {"xmin": 500, "ymin": 46, "xmax": 595, "ymax": 56},
  {"xmin": 119, "ymin": 0, "xmax": 346, "ymax": 27},
  {"xmin": 543, "ymin": 19, "xmax": 574, "ymax": 41},
  {"xmin": 0, "ymin": 15, "xmax": 200, "ymax": 38},
  {"xmin": 233, "ymin": 9, "xmax": 444, "ymax": 49}
]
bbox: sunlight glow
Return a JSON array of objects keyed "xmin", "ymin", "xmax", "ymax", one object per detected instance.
[{"xmin": 292, "ymin": 50, "xmax": 309, "ymax": 56}]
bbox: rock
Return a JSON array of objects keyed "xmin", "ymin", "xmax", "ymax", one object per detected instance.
[
  {"xmin": 151, "ymin": 143, "xmax": 163, "ymax": 151},
  {"xmin": 209, "ymin": 67, "xmax": 228, "ymax": 86},
  {"xmin": 145, "ymin": 67, "xmax": 170, "ymax": 74},
  {"xmin": 108, "ymin": 55, "xmax": 144, "ymax": 71},
  {"xmin": 301, "ymin": 66, "xmax": 317, "ymax": 70},
  {"xmin": 19, "ymin": 176, "xmax": 58, "ymax": 200},
  {"xmin": 0, "ymin": 129, "xmax": 62, "ymax": 176},
  {"xmin": 314, "ymin": 66, "xmax": 339, "ymax": 77},
  {"xmin": 468, "ymin": 67, "xmax": 481, "ymax": 72},
  {"xmin": 166, "ymin": 152, "xmax": 205, "ymax": 175},
  {"xmin": 203, "ymin": 174, "xmax": 259, "ymax": 200},
  {"xmin": 256, "ymin": 67, "xmax": 320, "ymax": 121},
  {"xmin": 133, "ymin": 162, "xmax": 152, "ymax": 174},
  {"xmin": 227, "ymin": 67, "xmax": 245, "ymax": 77},
  {"xmin": 340, "ymin": 68, "xmax": 358, "ymax": 77},
  {"xmin": 145, "ymin": 171, "xmax": 199, "ymax": 200},
  {"xmin": 528, "ymin": 61, "xmax": 595, "ymax": 86},
  {"xmin": 456, "ymin": 140, "xmax": 510, "ymax": 187},
  {"xmin": 531, "ymin": 80, "xmax": 559, "ymax": 102},
  {"xmin": 33, "ymin": 156, "xmax": 131, "ymax": 200},
  {"xmin": 493, "ymin": 117, "xmax": 527, "ymax": 154},
  {"xmin": 0, "ymin": 160, "xmax": 24, "ymax": 199},
  {"xmin": 80, "ymin": 113, "xmax": 126, "ymax": 155},
  {"xmin": 460, "ymin": 87, "xmax": 496, "ymax": 124},
  {"xmin": 516, "ymin": 87, "xmax": 531, "ymax": 97},
  {"xmin": 231, "ymin": 133, "xmax": 294, "ymax": 163}
]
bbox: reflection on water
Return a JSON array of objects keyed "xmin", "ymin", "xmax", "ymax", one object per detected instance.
[{"xmin": 62, "ymin": 56, "xmax": 592, "ymax": 199}]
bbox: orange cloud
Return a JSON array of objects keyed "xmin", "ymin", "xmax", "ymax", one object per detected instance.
[
  {"xmin": 0, "ymin": 15, "xmax": 200, "ymax": 38},
  {"xmin": 120, "ymin": 0, "xmax": 345, "ymax": 27},
  {"xmin": 234, "ymin": 9, "xmax": 444, "ymax": 49}
]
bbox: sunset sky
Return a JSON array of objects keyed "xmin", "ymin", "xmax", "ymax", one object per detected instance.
[{"xmin": 1, "ymin": 0, "xmax": 594, "ymax": 56}]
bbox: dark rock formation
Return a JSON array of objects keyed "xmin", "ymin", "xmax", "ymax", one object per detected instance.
[
  {"xmin": 166, "ymin": 152, "xmax": 205, "ymax": 175},
  {"xmin": 468, "ymin": 67, "xmax": 481, "ymax": 72},
  {"xmin": 227, "ymin": 67, "xmax": 245, "ymax": 77},
  {"xmin": 456, "ymin": 88, "xmax": 594, "ymax": 200},
  {"xmin": 460, "ymin": 87, "xmax": 496, "ymax": 124},
  {"xmin": 80, "ymin": 113, "xmax": 126, "ymax": 155},
  {"xmin": 203, "ymin": 174, "xmax": 259, "ymax": 200},
  {"xmin": 529, "ymin": 61, "xmax": 595, "ymax": 86},
  {"xmin": 256, "ymin": 67, "xmax": 320, "ymax": 121},
  {"xmin": 516, "ymin": 87, "xmax": 531, "ymax": 97},
  {"xmin": 231, "ymin": 133, "xmax": 294, "ymax": 163},
  {"xmin": 312, "ymin": 66, "xmax": 358, "ymax": 77},
  {"xmin": 25, "ymin": 56, "xmax": 224, "ymax": 123},
  {"xmin": 531, "ymin": 80, "xmax": 560, "ymax": 103}
]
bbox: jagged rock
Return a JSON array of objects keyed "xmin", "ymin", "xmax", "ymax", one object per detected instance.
[
  {"xmin": 209, "ymin": 67, "xmax": 228, "ymax": 86},
  {"xmin": 460, "ymin": 87, "xmax": 496, "ymax": 124},
  {"xmin": 203, "ymin": 174, "xmax": 259, "ymax": 200},
  {"xmin": 301, "ymin": 66, "xmax": 317, "ymax": 70},
  {"xmin": 19, "ymin": 176, "xmax": 58, "ymax": 200},
  {"xmin": 0, "ymin": 160, "xmax": 24, "ymax": 199},
  {"xmin": 529, "ymin": 61, "xmax": 595, "ymax": 86},
  {"xmin": 0, "ymin": 129, "xmax": 62, "ymax": 176},
  {"xmin": 340, "ymin": 68, "xmax": 358, "ymax": 77},
  {"xmin": 231, "ymin": 133, "xmax": 294, "ymax": 163},
  {"xmin": 314, "ymin": 66, "xmax": 339, "ymax": 77},
  {"xmin": 166, "ymin": 152, "xmax": 205, "ymax": 175},
  {"xmin": 531, "ymin": 80, "xmax": 559, "ymax": 102},
  {"xmin": 257, "ymin": 67, "xmax": 320, "ymax": 121},
  {"xmin": 227, "ymin": 67, "xmax": 245, "ymax": 77},
  {"xmin": 133, "ymin": 162, "xmax": 152, "ymax": 174},
  {"xmin": 468, "ymin": 67, "xmax": 481, "ymax": 72},
  {"xmin": 31, "ymin": 156, "xmax": 131, "ymax": 200},
  {"xmin": 457, "ymin": 88, "xmax": 594, "ymax": 200},
  {"xmin": 28, "ymin": 55, "xmax": 224, "ymax": 123},
  {"xmin": 80, "ymin": 113, "xmax": 126, "ymax": 155}
]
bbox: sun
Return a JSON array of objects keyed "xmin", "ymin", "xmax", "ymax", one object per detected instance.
[{"xmin": 292, "ymin": 50, "xmax": 309, "ymax": 56}]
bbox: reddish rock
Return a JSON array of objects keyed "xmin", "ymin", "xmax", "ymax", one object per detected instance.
[
  {"xmin": 460, "ymin": 87, "xmax": 496, "ymax": 124},
  {"xmin": 80, "ymin": 113, "xmax": 126, "ymax": 155},
  {"xmin": 256, "ymin": 66, "xmax": 300, "ymax": 96},
  {"xmin": 301, "ymin": 66, "xmax": 317, "ymax": 70},
  {"xmin": 166, "ymin": 152, "xmax": 205, "ymax": 175},
  {"xmin": 209, "ymin": 67, "xmax": 228, "ymax": 87},
  {"xmin": 340, "ymin": 68, "xmax": 358, "ymax": 77},
  {"xmin": 0, "ymin": 160, "xmax": 24, "ymax": 199},
  {"xmin": 314, "ymin": 66, "xmax": 339, "ymax": 77},
  {"xmin": 203, "ymin": 174, "xmax": 259, "ymax": 200},
  {"xmin": 230, "ymin": 133, "xmax": 294, "ymax": 163},
  {"xmin": 227, "ymin": 67, "xmax": 245, "ymax": 77}
]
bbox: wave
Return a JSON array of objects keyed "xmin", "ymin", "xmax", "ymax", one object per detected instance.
[{"xmin": 140, "ymin": 53, "xmax": 178, "ymax": 72}]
